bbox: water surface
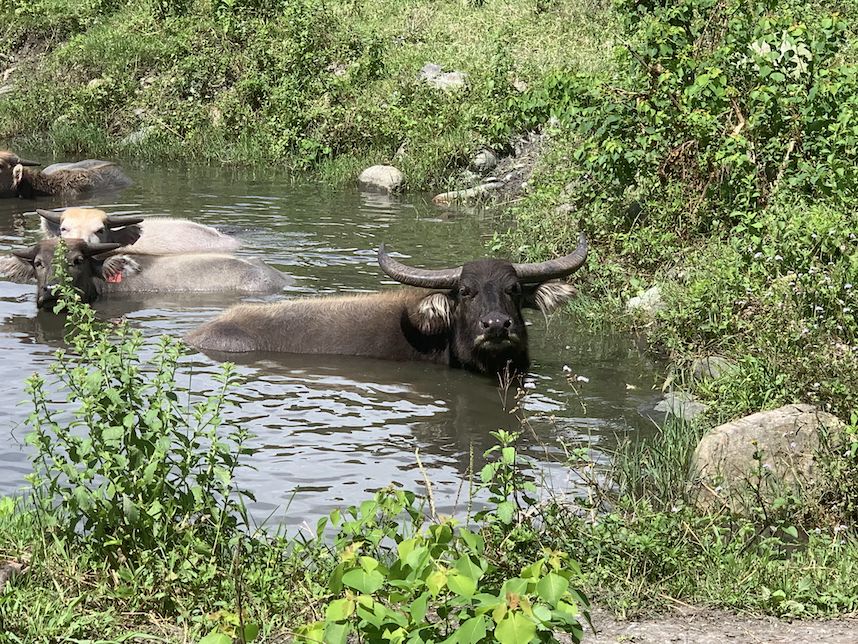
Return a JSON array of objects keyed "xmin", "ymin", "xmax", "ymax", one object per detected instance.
[{"xmin": 0, "ymin": 161, "xmax": 663, "ymax": 527}]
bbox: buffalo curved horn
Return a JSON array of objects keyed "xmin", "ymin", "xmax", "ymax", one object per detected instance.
[
  {"xmin": 82, "ymin": 242, "xmax": 123, "ymax": 256},
  {"xmin": 105, "ymin": 214, "xmax": 145, "ymax": 229},
  {"xmin": 512, "ymin": 232, "xmax": 588, "ymax": 283},
  {"xmin": 17, "ymin": 157, "xmax": 40, "ymax": 167},
  {"xmin": 378, "ymin": 243, "xmax": 462, "ymax": 289},
  {"xmin": 36, "ymin": 208, "xmax": 63, "ymax": 225}
]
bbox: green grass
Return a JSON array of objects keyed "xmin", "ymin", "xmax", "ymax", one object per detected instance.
[{"xmin": 0, "ymin": 0, "xmax": 615, "ymax": 187}]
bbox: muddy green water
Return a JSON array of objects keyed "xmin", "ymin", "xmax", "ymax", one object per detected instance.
[{"xmin": 0, "ymin": 161, "xmax": 663, "ymax": 527}]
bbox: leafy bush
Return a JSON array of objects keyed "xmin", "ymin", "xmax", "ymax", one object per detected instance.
[
  {"xmin": 299, "ymin": 433, "xmax": 590, "ymax": 643},
  {"xmin": 24, "ymin": 246, "xmax": 255, "ymax": 608}
]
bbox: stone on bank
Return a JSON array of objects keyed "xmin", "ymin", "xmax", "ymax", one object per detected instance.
[
  {"xmin": 690, "ymin": 403, "xmax": 845, "ymax": 509},
  {"xmin": 357, "ymin": 165, "xmax": 404, "ymax": 193}
]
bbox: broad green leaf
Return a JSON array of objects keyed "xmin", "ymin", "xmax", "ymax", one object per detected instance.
[
  {"xmin": 495, "ymin": 612, "xmax": 536, "ymax": 644},
  {"xmin": 410, "ymin": 592, "xmax": 429, "ymax": 623},
  {"xmin": 198, "ymin": 633, "xmax": 231, "ymax": 644},
  {"xmin": 242, "ymin": 623, "xmax": 260, "ymax": 642},
  {"xmin": 325, "ymin": 597, "xmax": 355, "ymax": 622},
  {"xmin": 323, "ymin": 620, "xmax": 350, "ymax": 644},
  {"xmin": 447, "ymin": 571, "xmax": 477, "ymax": 598},
  {"xmin": 342, "ymin": 567, "xmax": 384, "ymax": 594},
  {"xmin": 427, "ymin": 568, "xmax": 448, "ymax": 595},
  {"xmin": 454, "ymin": 616, "xmax": 487, "ymax": 642},
  {"xmin": 536, "ymin": 573, "xmax": 569, "ymax": 607}
]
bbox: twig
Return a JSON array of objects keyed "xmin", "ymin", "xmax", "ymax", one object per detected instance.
[
  {"xmin": 771, "ymin": 138, "xmax": 797, "ymax": 196},
  {"xmin": 415, "ymin": 448, "xmax": 437, "ymax": 521}
]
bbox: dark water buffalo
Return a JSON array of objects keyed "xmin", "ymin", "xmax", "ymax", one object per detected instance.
[
  {"xmin": 1, "ymin": 153, "xmax": 132, "ymax": 198},
  {"xmin": 38, "ymin": 207, "xmax": 241, "ymax": 255},
  {"xmin": 0, "ymin": 151, "xmax": 40, "ymax": 198},
  {"xmin": 186, "ymin": 234, "xmax": 588, "ymax": 376},
  {"xmin": 1, "ymin": 239, "xmax": 291, "ymax": 310}
]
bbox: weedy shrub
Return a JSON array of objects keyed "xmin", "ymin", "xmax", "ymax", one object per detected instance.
[
  {"xmin": 298, "ymin": 432, "xmax": 590, "ymax": 643},
  {"xmin": 23, "ymin": 246, "xmax": 256, "ymax": 610}
]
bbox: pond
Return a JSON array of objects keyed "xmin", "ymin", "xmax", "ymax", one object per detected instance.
[{"xmin": 0, "ymin": 159, "xmax": 664, "ymax": 528}]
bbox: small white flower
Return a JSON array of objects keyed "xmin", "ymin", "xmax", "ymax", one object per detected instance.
[
  {"xmin": 576, "ymin": 375, "xmax": 590, "ymax": 383},
  {"xmin": 562, "ymin": 365, "xmax": 572, "ymax": 373},
  {"xmin": 754, "ymin": 251, "xmax": 763, "ymax": 259},
  {"xmin": 845, "ymin": 283, "xmax": 853, "ymax": 290},
  {"xmin": 775, "ymin": 255, "xmax": 783, "ymax": 261}
]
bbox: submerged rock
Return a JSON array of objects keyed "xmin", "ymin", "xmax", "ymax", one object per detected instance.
[
  {"xmin": 357, "ymin": 165, "xmax": 404, "ymax": 193},
  {"xmin": 690, "ymin": 403, "xmax": 845, "ymax": 509}
]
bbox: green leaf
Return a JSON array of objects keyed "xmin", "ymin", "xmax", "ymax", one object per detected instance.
[
  {"xmin": 536, "ymin": 573, "xmax": 569, "ymax": 607},
  {"xmin": 410, "ymin": 591, "xmax": 429, "ymax": 623},
  {"xmin": 447, "ymin": 571, "xmax": 477, "ymax": 598},
  {"xmin": 243, "ymin": 623, "xmax": 260, "ymax": 642},
  {"xmin": 323, "ymin": 620, "xmax": 350, "ymax": 644},
  {"xmin": 496, "ymin": 501, "xmax": 515, "ymax": 524},
  {"xmin": 455, "ymin": 616, "xmax": 487, "ymax": 642},
  {"xmin": 326, "ymin": 597, "xmax": 355, "ymax": 622},
  {"xmin": 342, "ymin": 568, "xmax": 384, "ymax": 594},
  {"xmin": 198, "ymin": 633, "xmax": 231, "ymax": 644},
  {"xmin": 495, "ymin": 612, "xmax": 536, "ymax": 643}
]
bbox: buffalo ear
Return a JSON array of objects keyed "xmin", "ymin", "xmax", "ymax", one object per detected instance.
[
  {"xmin": 410, "ymin": 292, "xmax": 453, "ymax": 335},
  {"xmin": 523, "ymin": 281, "xmax": 576, "ymax": 314},
  {"xmin": 98, "ymin": 254, "xmax": 141, "ymax": 281},
  {"xmin": 106, "ymin": 224, "xmax": 142, "ymax": 247},
  {"xmin": 1, "ymin": 249, "xmax": 38, "ymax": 283}
]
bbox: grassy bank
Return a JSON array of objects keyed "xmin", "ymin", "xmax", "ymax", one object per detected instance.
[{"xmin": 0, "ymin": 0, "xmax": 613, "ymax": 187}]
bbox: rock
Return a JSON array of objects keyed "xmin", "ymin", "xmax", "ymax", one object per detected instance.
[
  {"xmin": 357, "ymin": 165, "xmax": 404, "ymax": 193},
  {"xmin": 654, "ymin": 391, "xmax": 708, "ymax": 422},
  {"xmin": 432, "ymin": 182, "xmax": 503, "ymax": 206},
  {"xmin": 690, "ymin": 404, "xmax": 846, "ymax": 509},
  {"xmin": 471, "ymin": 149, "xmax": 498, "ymax": 173},
  {"xmin": 554, "ymin": 203, "xmax": 576, "ymax": 216},
  {"xmin": 121, "ymin": 126, "xmax": 157, "ymax": 147},
  {"xmin": 419, "ymin": 63, "xmax": 467, "ymax": 90},
  {"xmin": 691, "ymin": 355, "xmax": 739, "ymax": 382},
  {"xmin": 626, "ymin": 286, "xmax": 665, "ymax": 317}
]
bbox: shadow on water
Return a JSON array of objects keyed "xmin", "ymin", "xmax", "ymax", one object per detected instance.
[{"xmin": 0, "ymin": 159, "xmax": 664, "ymax": 527}]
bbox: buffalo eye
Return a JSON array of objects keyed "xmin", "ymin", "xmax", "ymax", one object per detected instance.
[
  {"xmin": 459, "ymin": 285, "xmax": 475, "ymax": 298},
  {"xmin": 71, "ymin": 255, "xmax": 84, "ymax": 266},
  {"xmin": 96, "ymin": 227, "xmax": 105, "ymax": 235},
  {"xmin": 60, "ymin": 226, "xmax": 69, "ymax": 234},
  {"xmin": 34, "ymin": 259, "xmax": 44, "ymax": 268},
  {"xmin": 505, "ymin": 283, "xmax": 522, "ymax": 295}
]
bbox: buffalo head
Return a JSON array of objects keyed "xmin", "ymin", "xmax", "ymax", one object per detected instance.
[
  {"xmin": 378, "ymin": 233, "xmax": 588, "ymax": 375},
  {"xmin": 0, "ymin": 151, "xmax": 40, "ymax": 198},
  {"xmin": 4, "ymin": 239, "xmax": 136, "ymax": 310},
  {"xmin": 38, "ymin": 207, "xmax": 143, "ymax": 247}
]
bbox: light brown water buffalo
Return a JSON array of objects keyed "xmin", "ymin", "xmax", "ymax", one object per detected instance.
[
  {"xmin": 1, "ymin": 239, "xmax": 291, "ymax": 309},
  {"xmin": 2, "ymin": 153, "xmax": 132, "ymax": 198},
  {"xmin": 186, "ymin": 234, "xmax": 588, "ymax": 377},
  {"xmin": 38, "ymin": 207, "xmax": 241, "ymax": 255}
]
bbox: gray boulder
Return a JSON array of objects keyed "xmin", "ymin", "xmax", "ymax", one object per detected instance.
[
  {"xmin": 419, "ymin": 63, "xmax": 467, "ymax": 90},
  {"xmin": 471, "ymin": 149, "xmax": 498, "ymax": 173},
  {"xmin": 626, "ymin": 285, "xmax": 665, "ymax": 317},
  {"xmin": 357, "ymin": 165, "xmax": 404, "ymax": 193},
  {"xmin": 690, "ymin": 404, "xmax": 845, "ymax": 509},
  {"xmin": 691, "ymin": 355, "xmax": 739, "ymax": 382},
  {"xmin": 654, "ymin": 391, "xmax": 708, "ymax": 422},
  {"xmin": 432, "ymin": 181, "xmax": 503, "ymax": 206}
]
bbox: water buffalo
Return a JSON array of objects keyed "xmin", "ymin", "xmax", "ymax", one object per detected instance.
[
  {"xmin": 38, "ymin": 207, "xmax": 241, "ymax": 255},
  {"xmin": 1, "ymin": 239, "xmax": 291, "ymax": 310},
  {"xmin": 0, "ymin": 151, "xmax": 40, "ymax": 198},
  {"xmin": 6, "ymin": 155, "xmax": 132, "ymax": 198},
  {"xmin": 185, "ymin": 234, "xmax": 588, "ymax": 376}
]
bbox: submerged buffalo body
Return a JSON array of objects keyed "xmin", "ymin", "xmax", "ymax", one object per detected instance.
[
  {"xmin": 186, "ymin": 234, "xmax": 588, "ymax": 376},
  {"xmin": 1, "ymin": 152, "xmax": 132, "ymax": 199},
  {"xmin": 1, "ymin": 239, "xmax": 291, "ymax": 309},
  {"xmin": 38, "ymin": 207, "xmax": 241, "ymax": 255}
]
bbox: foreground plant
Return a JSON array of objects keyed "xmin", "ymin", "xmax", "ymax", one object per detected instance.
[
  {"xmin": 298, "ymin": 431, "xmax": 589, "ymax": 643},
  {"xmin": 24, "ymin": 249, "xmax": 255, "ymax": 610}
]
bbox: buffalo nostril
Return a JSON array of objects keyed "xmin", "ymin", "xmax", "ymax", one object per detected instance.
[
  {"xmin": 480, "ymin": 319, "xmax": 490, "ymax": 329},
  {"xmin": 502, "ymin": 319, "xmax": 511, "ymax": 328}
]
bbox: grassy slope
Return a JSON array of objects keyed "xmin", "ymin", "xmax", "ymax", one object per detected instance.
[{"xmin": 1, "ymin": 0, "xmax": 614, "ymax": 186}]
